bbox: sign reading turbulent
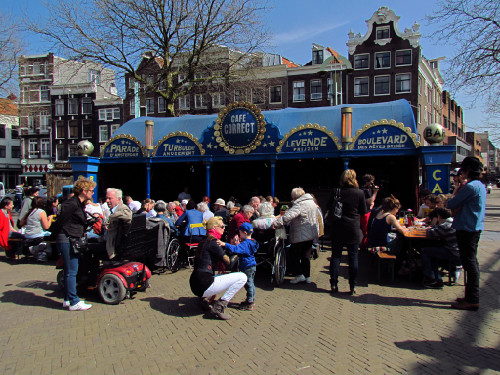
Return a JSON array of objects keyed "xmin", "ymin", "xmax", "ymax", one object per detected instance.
[
  {"xmin": 101, "ymin": 137, "xmax": 144, "ymax": 158},
  {"xmin": 154, "ymin": 134, "xmax": 203, "ymax": 157}
]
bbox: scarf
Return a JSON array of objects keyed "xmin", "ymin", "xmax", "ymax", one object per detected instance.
[{"xmin": 207, "ymin": 229, "xmax": 221, "ymax": 240}]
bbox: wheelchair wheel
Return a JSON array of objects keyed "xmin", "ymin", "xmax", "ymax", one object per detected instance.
[
  {"xmin": 274, "ymin": 243, "xmax": 286, "ymax": 287},
  {"xmin": 98, "ymin": 273, "xmax": 126, "ymax": 305},
  {"xmin": 166, "ymin": 238, "xmax": 181, "ymax": 272}
]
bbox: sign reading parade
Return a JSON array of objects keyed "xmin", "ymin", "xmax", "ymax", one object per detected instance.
[{"xmin": 101, "ymin": 137, "xmax": 144, "ymax": 158}]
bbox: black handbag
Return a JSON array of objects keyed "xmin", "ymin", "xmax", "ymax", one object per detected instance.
[
  {"xmin": 325, "ymin": 188, "xmax": 343, "ymax": 226},
  {"xmin": 69, "ymin": 236, "xmax": 88, "ymax": 255}
]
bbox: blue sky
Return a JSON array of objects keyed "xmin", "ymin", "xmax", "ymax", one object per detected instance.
[{"xmin": 4, "ymin": 0, "xmax": 491, "ymax": 140}]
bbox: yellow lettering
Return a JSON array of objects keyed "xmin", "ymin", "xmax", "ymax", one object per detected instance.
[
  {"xmin": 432, "ymin": 169, "xmax": 442, "ymax": 181},
  {"xmin": 432, "ymin": 183, "xmax": 443, "ymax": 194}
]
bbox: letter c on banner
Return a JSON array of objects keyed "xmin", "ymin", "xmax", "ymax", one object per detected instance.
[{"xmin": 432, "ymin": 169, "xmax": 442, "ymax": 181}]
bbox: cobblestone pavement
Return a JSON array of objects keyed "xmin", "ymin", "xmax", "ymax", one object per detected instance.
[{"xmin": 1, "ymin": 190, "xmax": 499, "ymax": 375}]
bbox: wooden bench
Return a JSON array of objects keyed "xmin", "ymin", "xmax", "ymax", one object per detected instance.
[{"xmin": 367, "ymin": 247, "xmax": 396, "ymax": 283}]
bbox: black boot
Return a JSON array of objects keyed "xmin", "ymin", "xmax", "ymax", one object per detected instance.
[{"xmin": 211, "ymin": 299, "xmax": 231, "ymax": 320}]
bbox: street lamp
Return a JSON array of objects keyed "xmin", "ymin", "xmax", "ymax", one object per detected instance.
[{"xmin": 341, "ymin": 107, "xmax": 353, "ymax": 148}]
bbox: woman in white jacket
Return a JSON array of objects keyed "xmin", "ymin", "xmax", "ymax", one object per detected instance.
[{"xmin": 273, "ymin": 187, "xmax": 319, "ymax": 284}]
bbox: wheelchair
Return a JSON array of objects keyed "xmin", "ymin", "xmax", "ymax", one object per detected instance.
[{"xmin": 252, "ymin": 228, "xmax": 288, "ymax": 287}]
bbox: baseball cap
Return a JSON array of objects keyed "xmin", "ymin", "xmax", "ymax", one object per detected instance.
[
  {"xmin": 181, "ymin": 199, "xmax": 189, "ymax": 205},
  {"xmin": 238, "ymin": 222, "xmax": 254, "ymax": 234},
  {"xmin": 214, "ymin": 198, "xmax": 225, "ymax": 206}
]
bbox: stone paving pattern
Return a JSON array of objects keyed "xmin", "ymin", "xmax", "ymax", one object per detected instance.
[{"xmin": 1, "ymin": 190, "xmax": 499, "ymax": 375}]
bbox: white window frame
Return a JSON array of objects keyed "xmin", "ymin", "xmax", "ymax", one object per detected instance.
[
  {"xmin": 146, "ymin": 98, "xmax": 154, "ymax": 114},
  {"xmin": 374, "ymin": 51, "xmax": 391, "ymax": 69},
  {"xmin": 312, "ymin": 50, "xmax": 323, "ymax": 65},
  {"xmin": 99, "ymin": 108, "xmax": 120, "ymax": 121},
  {"xmin": 376, "ymin": 26, "xmax": 390, "ymax": 40},
  {"xmin": 212, "ymin": 92, "xmax": 225, "ymax": 108},
  {"xmin": 55, "ymin": 99, "xmax": 65, "ymax": 116},
  {"xmin": 354, "ymin": 77, "xmax": 369, "ymax": 97},
  {"xmin": 179, "ymin": 95, "xmax": 190, "ymax": 110},
  {"xmin": 158, "ymin": 97, "xmax": 166, "ymax": 113},
  {"xmin": 374, "ymin": 75, "xmax": 390, "ymax": 96},
  {"xmin": 395, "ymin": 49, "xmax": 412, "ymax": 66},
  {"xmin": 178, "ymin": 73, "xmax": 186, "ymax": 85},
  {"xmin": 354, "ymin": 54, "xmax": 369, "ymax": 70},
  {"xmin": 89, "ymin": 69, "xmax": 101, "ymax": 84},
  {"xmin": 418, "ymin": 104, "xmax": 421, "ymax": 124},
  {"xmin": 39, "ymin": 112, "xmax": 50, "ymax": 133},
  {"xmin": 269, "ymin": 85, "xmax": 282, "ymax": 104},
  {"xmin": 81, "ymin": 98, "xmax": 92, "ymax": 114},
  {"xmin": 418, "ymin": 76, "xmax": 421, "ymax": 95},
  {"xmin": 111, "ymin": 124, "xmax": 120, "ymax": 135},
  {"xmin": 194, "ymin": 94, "xmax": 206, "ymax": 109},
  {"xmin": 99, "ymin": 125, "xmax": 109, "ymax": 143},
  {"xmin": 68, "ymin": 98, "xmax": 78, "ymax": 115},
  {"xmin": 395, "ymin": 73, "xmax": 411, "ymax": 94},
  {"xmin": 40, "ymin": 139, "xmax": 50, "ymax": 158},
  {"xmin": 40, "ymin": 85, "xmax": 50, "ymax": 101},
  {"xmin": 310, "ymin": 79, "xmax": 322, "ymax": 100},
  {"xmin": 29, "ymin": 139, "xmax": 38, "ymax": 158},
  {"xmin": 293, "ymin": 81, "xmax": 305, "ymax": 102}
]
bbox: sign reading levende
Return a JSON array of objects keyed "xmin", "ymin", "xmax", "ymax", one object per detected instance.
[{"xmin": 278, "ymin": 126, "xmax": 338, "ymax": 153}]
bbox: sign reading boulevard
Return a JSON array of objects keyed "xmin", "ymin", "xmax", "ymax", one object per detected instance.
[{"xmin": 351, "ymin": 123, "xmax": 418, "ymax": 150}]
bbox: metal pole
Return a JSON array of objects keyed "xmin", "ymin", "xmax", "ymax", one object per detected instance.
[
  {"xmin": 205, "ymin": 162, "xmax": 211, "ymax": 198},
  {"xmin": 270, "ymin": 160, "xmax": 276, "ymax": 197}
]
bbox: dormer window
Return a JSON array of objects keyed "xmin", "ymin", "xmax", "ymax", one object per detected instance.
[
  {"xmin": 312, "ymin": 50, "xmax": 323, "ymax": 65},
  {"xmin": 376, "ymin": 26, "xmax": 390, "ymax": 39}
]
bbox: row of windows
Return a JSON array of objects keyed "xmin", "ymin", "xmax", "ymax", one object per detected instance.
[
  {"xmin": 53, "ymin": 120, "xmax": 118, "ymax": 141},
  {"xmin": 0, "ymin": 145, "xmax": 20, "ymax": 159},
  {"xmin": 21, "ymin": 85, "xmax": 50, "ymax": 103},
  {"xmin": 55, "ymin": 98, "xmax": 93, "ymax": 116},
  {"xmin": 354, "ymin": 50, "xmax": 412, "ymax": 70},
  {"xmin": 0, "ymin": 125, "xmax": 19, "ymax": 139},
  {"xmin": 19, "ymin": 63, "xmax": 47, "ymax": 76},
  {"xmin": 354, "ymin": 74, "xmax": 411, "ymax": 96}
]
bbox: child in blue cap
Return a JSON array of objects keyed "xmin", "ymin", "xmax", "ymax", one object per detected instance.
[{"xmin": 218, "ymin": 222, "xmax": 259, "ymax": 310}]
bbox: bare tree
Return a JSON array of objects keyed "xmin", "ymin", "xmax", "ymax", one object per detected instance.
[
  {"xmin": 26, "ymin": 0, "xmax": 270, "ymax": 116},
  {"xmin": 428, "ymin": 0, "xmax": 500, "ymax": 141},
  {"xmin": 0, "ymin": 13, "xmax": 23, "ymax": 96}
]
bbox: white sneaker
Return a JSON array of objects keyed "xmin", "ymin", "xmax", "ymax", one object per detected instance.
[
  {"xmin": 62, "ymin": 300, "xmax": 70, "ymax": 308},
  {"xmin": 305, "ymin": 277, "xmax": 311, "ymax": 284},
  {"xmin": 69, "ymin": 301, "xmax": 92, "ymax": 311},
  {"xmin": 290, "ymin": 275, "xmax": 306, "ymax": 284}
]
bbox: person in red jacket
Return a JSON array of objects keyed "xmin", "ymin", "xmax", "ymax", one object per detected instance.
[
  {"xmin": 227, "ymin": 205, "xmax": 254, "ymax": 242},
  {"xmin": 0, "ymin": 197, "xmax": 22, "ymax": 256}
]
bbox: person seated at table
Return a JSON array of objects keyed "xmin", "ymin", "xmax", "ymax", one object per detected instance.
[
  {"xmin": 251, "ymin": 202, "xmax": 275, "ymax": 230},
  {"xmin": 420, "ymin": 207, "xmax": 460, "ymax": 289},
  {"xmin": 175, "ymin": 199, "xmax": 206, "ymax": 244},
  {"xmin": 366, "ymin": 195, "xmax": 407, "ymax": 254},
  {"xmin": 22, "ymin": 196, "xmax": 55, "ymax": 261},
  {"xmin": 155, "ymin": 201, "xmax": 178, "ymax": 236},
  {"xmin": 0, "ymin": 197, "xmax": 24, "ymax": 257},
  {"xmin": 417, "ymin": 189, "xmax": 431, "ymax": 218}
]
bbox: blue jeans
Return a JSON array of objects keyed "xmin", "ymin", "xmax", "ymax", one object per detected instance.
[
  {"xmin": 57, "ymin": 241, "xmax": 80, "ymax": 305},
  {"xmin": 330, "ymin": 243, "xmax": 359, "ymax": 289},
  {"xmin": 242, "ymin": 266, "xmax": 256, "ymax": 303},
  {"xmin": 420, "ymin": 246, "xmax": 460, "ymax": 281}
]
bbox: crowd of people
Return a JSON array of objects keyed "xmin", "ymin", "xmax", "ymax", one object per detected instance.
[{"xmin": 0, "ymin": 156, "xmax": 487, "ymax": 317}]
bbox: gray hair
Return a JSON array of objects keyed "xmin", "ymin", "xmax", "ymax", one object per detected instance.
[
  {"xmin": 249, "ymin": 196, "xmax": 260, "ymax": 205},
  {"xmin": 167, "ymin": 202, "xmax": 177, "ymax": 209},
  {"xmin": 197, "ymin": 202, "xmax": 208, "ymax": 212},
  {"xmin": 154, "ymin": 201, "xmax": 166, "ymax": 212},
  {"xmin": 291, "ymin": 187, "xmax": 305, "ymax": 200},
  {"xmin": 242, "ymin": 204, "xmax": 255, "ymax": 214},
  {"xmin": 107, "ymin": 188, "xmax": 123, "ymax": 200},
  {"xmin": 258, "ymin": 202, "xmax": 274, "ymax": 218}
]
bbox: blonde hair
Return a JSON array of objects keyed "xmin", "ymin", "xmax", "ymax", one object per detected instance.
[
  {"xmin": 206, "ymin": 216, "xmax": 224, "ymax": 230},
  {"xmin": 73, "ymin": 177, "xmax": 96, "ymax": 196},
  {"xmin": 340, "ymin": 169, "xmax": 359, "ymax": 188},
  {"xmin": 291, "ymin": 187, "xmax": 305, "ymax": 200}
]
